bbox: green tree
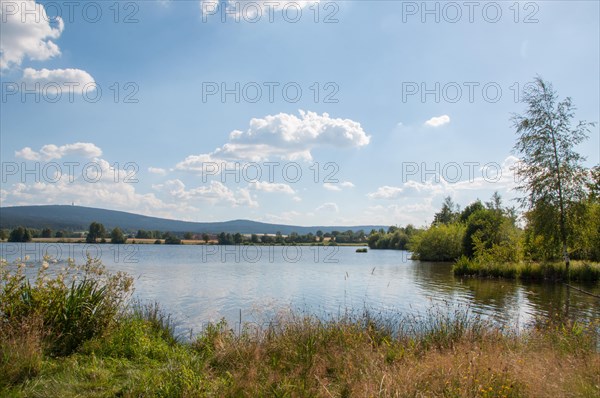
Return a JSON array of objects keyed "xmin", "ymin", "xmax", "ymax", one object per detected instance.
[
  {"xmin": 202, "ymin": 233, "xmax": 210, "ymax": 243},
  {"xmin": 409, "ymin": 223, "xmax": 465, "ymax": 262},
  {"xmin": 86, "ymin": 222, "xmax": 106, "ymax": 243},
  {"xmin": 8, "ymin": 226, "xmax": 32, "ymax": 242},
  {"xmin": 0, "ymin": 229, "xmax": 8, "ymax": 241},
  {"xmin": 164, "ymin": 233, "xmax": 182, "ymax": 245},
  {"xmin": 512, "ymin": 77, "xmax": 595, "ymax": 273},
  {"xmin": 250, "ymin": 234, "xmax": 259, "ymax": 244},
  {"xmin": 183, "ymin": 232, "xmax": 194, "ymax": 240},
  {"xmin": 460, "ymin": 200, "xmax": 485, "ymax": 223},
  {"xmin": 588, "ymin": 165, "xmax": 600, "ymax": 200},
  {"xmin": 432, "ymin": 196, "xmax": 460, "ymax": 225},
  {"xmin": 41, "ymin": 228, "xmax": 52, "ymax": 238},
  {"xmin": 233, "ymin": 233, "xmax": 243, "ymax": 244},
  {"xmin": 316, "ymin": 230, "xmax": 323, "ymax": 241},
  {"xmin": 110, "ymin": 227, "xmax": 127, "ymax": 244}
]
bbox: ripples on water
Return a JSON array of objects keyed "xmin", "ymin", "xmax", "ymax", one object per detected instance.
[{"xmin": 2, "ymin": 243, "xmax": 599, "ymax": 334}]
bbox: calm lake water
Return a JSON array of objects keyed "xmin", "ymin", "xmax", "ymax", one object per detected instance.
[{"xmin": 2, "ymin": 243, "xmax": 599, "ymax": 334}]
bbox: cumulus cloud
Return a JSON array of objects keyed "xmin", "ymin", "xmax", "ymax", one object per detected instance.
[
  {"xmin": 220, "ymin": 110, "xmax": 369, "ymax": 161},
  {"xmin": 367, "ymin": 156, "xmax": 521, "ymax": 202},
  {"xmin": 424, "ymin": 115, "xmax": 450, "ymax": 127},
  {"xmin": 315, "ymin": 202, "xmax": 339, "ymax": 213},
  {"xmin": 175, "ymin": 111, "xmax": 370, "ymax": 174},
  {"xmin": 366, "ymin": 185, "xmax": 403, "ymax": 200},
  {"xmin": 15, "ymin": 142, "xmax": 102, "ymax": 161},
  {"xmin": 0, "ymin": 159, "xmax": 192, "ymax": 219},
  {"xmin": 21, "ymin": 67, "xmax": 96, "ymax": 95},
  {"xmin": 323, "ymin": 181, "xmax": 354, "ymax": 191},
  {"xmin": 0, "ymin": 0, "xmax": 64, "ymax": 69},
  {"xmin": 148, "ymin": 167, "xmax": 168, "ymax": 176},
  {"xmin": 174, "ymin": 153, "xmax": 232, "ymax": 173},
  {"xmin": 153, "ymin": 179, "xmax": 258, "ymax": 208},
  {"xmin": 248, "ymin": 181, "xmax": 295, "ymax": 194},
  {"xmin": 363, "ymin": 202, "xmax": 435, "ymax": 227},
  {"xmin": 261, "ymin": 210, "xmax": 302, "ymax": 224}
]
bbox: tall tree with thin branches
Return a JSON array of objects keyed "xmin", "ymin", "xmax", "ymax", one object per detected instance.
[{"xmin": 512, "ymin": 77, "xmax": 595, "ymax": 275}]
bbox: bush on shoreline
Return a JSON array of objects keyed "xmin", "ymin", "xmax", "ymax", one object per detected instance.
[{"xmin": 453, "ymin": 256, "xmax": 600, "ymax": 282}]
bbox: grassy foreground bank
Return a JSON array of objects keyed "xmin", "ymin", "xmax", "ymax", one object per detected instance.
[
  {"xmin": 1, "ymin": 259, "xmax": 599, "ymax": 397},
  {"xmin": 453, "ymin": 257, "xmax": 600, "ymax": 282}
]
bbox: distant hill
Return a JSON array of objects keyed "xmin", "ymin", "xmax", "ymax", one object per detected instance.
[{"xmin": 0, "ymin": 205, "xmax": 386, "ymax": 235}]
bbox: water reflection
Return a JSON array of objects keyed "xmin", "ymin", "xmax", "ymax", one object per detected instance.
[{"xmin": 1, "ymin": 243, "xmax": 598, "ymax": 333}]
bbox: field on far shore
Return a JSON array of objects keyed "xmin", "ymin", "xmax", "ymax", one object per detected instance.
[{"xmin": 6, "ymin": 238, "xmax": 365, "ymax": 246}]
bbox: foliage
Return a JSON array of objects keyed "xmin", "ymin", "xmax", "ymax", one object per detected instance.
[
  {"xmin": 2, "ymin": 303, "xmax": 598, "ymax": 396},
  {"xmin": 163, "ymin": 233, "xmax": 182, "ymax": 245},
  {"xmin": 0, "ymin": 256, "xmax": 133, "ymax": 357},
  {"xmin": 512, "ymin": 77, "xmax": 595, "ymax": 270},
  {"xmin": 110, "ymin": 227, "xmax": 127, "ymax": 244},
  {"xmin": 409, "ymin": 223, "xmax": 465, "ymax": 261},
  {"xmin": 432, "ymin": 196, "xmax": 460, "ymax": 225},
  {"xmin": 8, "ymin": 226, "xmax": 32, "ymax": 243},
  {"xmin": 86, "ymin": 222, "xmax": 106, "ymax": 243},
  {"xmin": 462, "ymin": 196, "xmax": 521, "ymax": 263},
  {"xmin": 367, "ymin": 225, "xmax": 419, "ymax": 250},
  {"xmin": 453, "ymin": 257, "xmax": 600, "ymax": 282}
]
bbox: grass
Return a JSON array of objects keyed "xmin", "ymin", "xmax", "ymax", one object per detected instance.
[
  {"xmin": 2, "ymin": 258, "xmax": 599, "ymax": 397},
  {"xmin": 3, "ymin": 308, "xmax": 599, "ymax": 397},
  {"xmin": 453, "ymin": 256, "xmax": 600, "ymax": 282}
]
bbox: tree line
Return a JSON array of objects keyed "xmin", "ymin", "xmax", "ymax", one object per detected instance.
[
  {"xmin": 2, "ymin": 223, "xmax": 368, "ymax": 246},
  {"xmin": 1, "ymin": 227, "xmax": 79, "ymax": 242}
]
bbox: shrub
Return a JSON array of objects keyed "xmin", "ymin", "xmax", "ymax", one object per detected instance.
[
  {"xmin": 0, "ymin": 256, "xmax": 133, "ymax": 357},
  {"xmin": 409, "ymin": 223, "xmax": 465, "ymax": 261}
]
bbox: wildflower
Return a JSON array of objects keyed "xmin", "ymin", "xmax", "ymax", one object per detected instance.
[
  {"xmin": 42, "ymin": 261, "xmax": 49, "ymax": 270},
  {"xmin": 24, "ymin": 255, "xmax": 30, "ymax": 261}
]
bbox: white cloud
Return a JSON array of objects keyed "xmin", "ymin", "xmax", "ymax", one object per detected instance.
[
  {"xmin": 0, "ymin": 159, "xmax": 193, "ymax": 219},
  {"xmin": 363, "ymin": 202, "xmax": 435, "ymax": 227},
  {"xmin": 323, "ymin": 181, "xmax": 354, "ymax": 191},
  {"xmin": 367, "ymin": 185, "xmax": 404, "ymax": 200},
  {"xmin": 174, "ymin": 153, "xmax": 234, "ymax": 173},
  {"xmin": 366, "ymin": 157, "xmax": 521, "ymax": 221},
  {"xmin": 148, "ymin": 167, "xmax": 168, "ymax": 176},
  {"xmin": 219, "ymin": 110, "xmax": 369, "ymax": 161},
  {"xmin": 0, "ymin": 0, "xmax": 64, "ymax": 69},
  {"xmin": 367, "ymin": 156, "xmax": 519, "ymax": 197},
  {"xmin": 21, "ymin": 67, "xmax": 95, "ymax": 95},
  {"xmin": 248, "ymin": 181, "xmax": 295, "ymax": 194},
  {"xmin": 424, "ymin": 115, "xmax": 450, "ymax": 127},
  {"xmin": 261, "ymin": 210, "xmax": 302, "ymax": 224},
  {"xmin": 315, "ymin": 202, "xmax": 339, "ymax": 213},
  {"xmin": 176, "ymin": 111, "xmax": 370, "ymax": 170},
  {"xmin": 15, "ymin": 142, "xmax": 102, "ymax": 161},
  {"xmin": 153, "ymin": 179, "xmax": 258, "ymax": 208}
]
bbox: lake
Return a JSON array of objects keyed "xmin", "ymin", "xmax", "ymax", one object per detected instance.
[{"xmin": 2, "ymin": 243, "xmax": 599, "ymax": 335}]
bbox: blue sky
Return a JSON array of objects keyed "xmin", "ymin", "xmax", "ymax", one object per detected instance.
[{"xmin": 1, "ymin": 0, "xmax": 599, "ymax": 227}]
